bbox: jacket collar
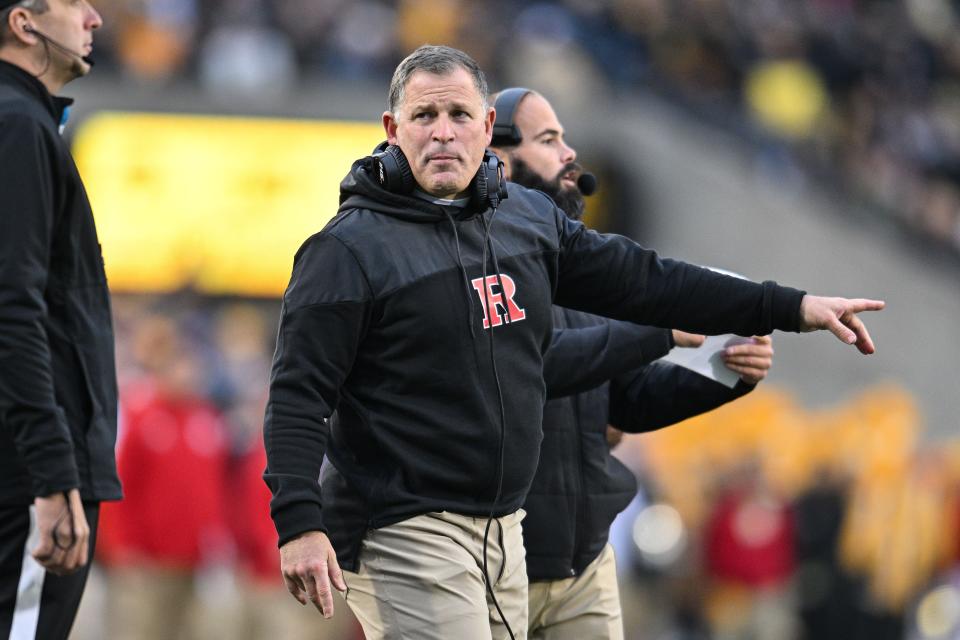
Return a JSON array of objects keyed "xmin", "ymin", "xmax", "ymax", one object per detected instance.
[{"xmin": 0, "ymin": 60, "xmax": 74, "ymax": 127}]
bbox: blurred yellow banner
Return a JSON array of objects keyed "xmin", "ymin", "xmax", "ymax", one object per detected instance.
[{"xmin": 73, "ymin": 112, "xmax": 385, "ymax": 297}]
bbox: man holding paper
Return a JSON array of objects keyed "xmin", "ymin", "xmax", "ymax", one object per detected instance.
[{"xmin": 490, "ymin": 87, "xmax": 775, "ymax": 639}]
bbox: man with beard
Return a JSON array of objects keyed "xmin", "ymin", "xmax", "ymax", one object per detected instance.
[{"xmin": 490, "ymin": 87, "xmax": 776, "ymax": 639}]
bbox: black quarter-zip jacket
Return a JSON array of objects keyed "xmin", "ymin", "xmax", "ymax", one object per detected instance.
[
  {"xmin": 0, "ymin": 61, "xmax": 120, "ymax": 505},
  {"xmin": 263, "ymin": 155, "xmax": 805, "ymax": 570}
]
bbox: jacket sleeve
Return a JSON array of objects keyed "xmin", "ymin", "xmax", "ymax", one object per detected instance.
[
  {"xmin": 552, "ymin": 205, "xmax": 806, "ymax": 336},
  {"xmin": 0, "ymin": 114, "xmax": 80, "ymax": 497},
  {"xmin": 544, "ymin": 319, "xmax": 672, "ymax": 399},
  {"xmin": 608, "ymin": 361, "xmax": 753, "ymax": 433},
  {"xmin": 263, "ymin": 232, "xmax": 372, "ymax": 547}
]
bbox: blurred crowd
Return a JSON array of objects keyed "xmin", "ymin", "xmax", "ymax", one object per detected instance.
[
  {"xmin": 614, "ymin": 385, "xmax": 960, "ymax": 640},
  {"xmin": 67, "ymin": 295, "xmax": 960, "ymax": 640},
  {"xmin": 81, "ymin": 0, "xmax": 960, "ymax": 258},
  {"xmin": 75, "ymin": 294, "xmax": 363, "ymax": 640}
]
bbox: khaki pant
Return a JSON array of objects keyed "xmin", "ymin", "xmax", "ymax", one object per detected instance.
[
  {"xmin": 527, "ymin": 544, "xmax": 624, "ymax": 640},
  {"xmin": 343, "ymin": 510, "xmax": 528, "ymax": 640}
]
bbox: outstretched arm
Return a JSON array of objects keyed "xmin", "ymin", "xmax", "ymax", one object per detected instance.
[{"xmin": 552, "ymin": 207, "xmax": 885, "ymax": 351}]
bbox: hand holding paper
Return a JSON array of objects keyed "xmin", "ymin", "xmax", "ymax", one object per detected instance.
[
  {"xmin": 661, "ymin": 333, "xmax": 756, "ymax": 388},
  {"xmin": 722, "ymin": 335, "xmax": 773, "ymax": 385}
]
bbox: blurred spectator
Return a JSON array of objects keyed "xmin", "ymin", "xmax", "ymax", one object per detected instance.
[
  {"xmin": 395, "ymin": 0, "xmax": 463, "ymax": 54},
  {"xmin": 703, "ymin": 458, "xmax": 799, "ymax": 640},
  {"xmin": 108, "ymin": 0, "xmax": 198, "ymax": 81},
  {"xmin": 792, "ymin": 465, "xmax": 856, "ymax": 640},
  {"xmin": 272, "ymin": 0, "xmax": 345, "ymax": 70},
  {"xmin": 321, "ymin": 0, "xmax": 398, "ymax": 79},
  {"xmin": 98, "ymin": 314, "xmax": 232, "ymax": 640},
  {"xmin": 198, "ymin": 0, "xmax": 296, "ymax": 96}
]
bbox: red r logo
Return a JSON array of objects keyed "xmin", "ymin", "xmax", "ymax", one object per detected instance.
[{"xmin": 470, "ymin": 274, "xmax": 527, "ymax": 329}]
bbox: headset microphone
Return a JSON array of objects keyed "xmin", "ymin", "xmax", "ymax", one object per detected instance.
[
  {"xmin": 576, "ymin": 172, "xmax": 597, "ymax": 196},
  {"xmin": 23, "ymin": 25, "xmax": 95, "ymax": 67}
]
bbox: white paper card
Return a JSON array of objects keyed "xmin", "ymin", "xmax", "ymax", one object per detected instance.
[{"xmin": 661, "ymin": 334, "xmax": 754, "ymax": 388}]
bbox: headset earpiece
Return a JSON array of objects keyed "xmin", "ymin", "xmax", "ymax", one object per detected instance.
[
  {"xmin": 491, "ymin": 88, "xmax": 532, "ymax": 148},
  {"xmin": 471, "ymin": 157, "xmax": 489, "ymax": 208},
  {"xmin": 370, "ymin": 141, "xmax": 416, "ymax": 195},
  {"xmin": 471, "ymin": 150, "xmax": 507, "ymax": 211}
]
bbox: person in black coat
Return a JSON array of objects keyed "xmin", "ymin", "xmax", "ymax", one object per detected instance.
[
  {"xmin": 0, "ymin": 1, "xmax": 118, "ymax": 639},
  {"xmin": 490, "ymin": 87, "xmax": 777, "ymax": 639}
]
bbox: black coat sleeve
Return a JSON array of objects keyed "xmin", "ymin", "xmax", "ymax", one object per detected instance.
[
  {"xmin": 543, "ymin": 318, "xmax": 672, "ymax": 399},
  {"xmin": 0, "ymin": 114, "xmax": 80, "ymax": 497},
  {"xmin": 552, "ymin": 206, "xmax": 806, "ymax": 336},
  {"xmin": 263, "ymin": 232, "xmax": 372, "ymax": 547},
  {"xmin": 608, "ymin": 361, "xmax": 753, "ymax": 433}
]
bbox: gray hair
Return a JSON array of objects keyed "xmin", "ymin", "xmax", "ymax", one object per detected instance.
[
  {"xmin": 1, "ymin": 0, "xmax": 50, "ymax": 45},
  {"xmin": 388, "ymin": 45, "xmax": 488, "ymax": 115}
]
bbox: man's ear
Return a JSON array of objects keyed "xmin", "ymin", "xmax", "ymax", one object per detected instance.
[
  {"xmin": 483, "ymin": 106, "xmax": 495, "ymax": 146},
  {"xmin": 383, "ymin": 111, "xmax": 399, "ymax": 145},
  {"xmin": 7, "ymin": 7, "xmax": 39, "ymax": 46}
]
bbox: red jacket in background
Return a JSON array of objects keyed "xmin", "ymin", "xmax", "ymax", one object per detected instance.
[
  {"xmin": 99, "ymin": 381, "xmax": 231, "ymax": 570},
  {"xmin": 229, "ymin": 442, "xmax": 281, "ymax": 584},
  {"xmin": 705, "ymin": 488, "xmax": 796, "ymax": 587}
]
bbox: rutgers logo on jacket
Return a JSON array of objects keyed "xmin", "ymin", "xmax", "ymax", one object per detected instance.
[{"xmin": 471, "ymin": 274, "xmax": 527, "ymax": 329}]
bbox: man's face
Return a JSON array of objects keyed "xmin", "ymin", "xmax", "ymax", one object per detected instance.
[
  {"xmin": 30, "ymin": 0, "xmax": 102, "ymax": 79},
  {"xmin": 504, "ymin": 93, "xmax": 585, "ymax": 219},
  {"xmin": 383, "ymin": 67, "xmax": 494, "ymax": 199}
]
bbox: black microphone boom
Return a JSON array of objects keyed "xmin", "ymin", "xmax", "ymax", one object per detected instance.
[
  {"xmin": 24, "ymin": 26, "xmax": 95, "ymax": 66},
  {"xmin": 577, "ymin": 172, "xmax": 597, "ymax": 196}
]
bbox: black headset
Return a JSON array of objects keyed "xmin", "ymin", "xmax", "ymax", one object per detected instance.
[
  {"xmin": 370, "ymin": 141, "xmax": 508, "ymax": 211},
  {"xmin": 490, "ymin": 88, "xmax": 532, "ymax": 148}
]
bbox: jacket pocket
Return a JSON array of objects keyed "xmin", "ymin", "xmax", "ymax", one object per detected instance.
[
  {"xmin": 68, "ymin": 340, "xmax": 100, "ymax": 433},
  {"xmin": 62, "ymin": 282, "xmax": 117, "ymax": 432}
]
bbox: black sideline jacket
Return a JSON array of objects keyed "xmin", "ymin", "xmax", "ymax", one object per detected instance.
[{"xmin": 0, "ymin": 61, "xmax": 120, "ymax": 505}]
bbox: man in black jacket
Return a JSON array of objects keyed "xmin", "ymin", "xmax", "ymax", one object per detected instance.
[
  {"xmin": 491, "ymin": 87, "xmax": 776, "ymax": 639},
  {"xmin": 264, "ymin": 45, "xmax": 883, "ymax": 640},
  {"xmin": 0, "ymin": 1, "xmax": 118, "ymax": 639}
]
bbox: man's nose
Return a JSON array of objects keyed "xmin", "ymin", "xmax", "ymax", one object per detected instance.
[
  {"xmin": 85, "ymin": 1, "xmax": 103, "ymax": 30},
  {"xmin": 560, "ymin": 140, "xmax": 576, "ymax": 164},
  {"xmin": 432, "ymin": 115, "xmax": 455, "ymax": 142}
]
